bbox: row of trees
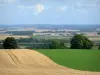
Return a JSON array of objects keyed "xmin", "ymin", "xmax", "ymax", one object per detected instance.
[
  {"xmin": 49, "ymin": 34, "xmax": 95, "ymax": 49},
  {"xmin": 1, "ymin": 34, "xmax": 98, "ymax": 49},
  {"xmin": 1, "ymin": 37, "xmax": 67, "ymax": 49}
]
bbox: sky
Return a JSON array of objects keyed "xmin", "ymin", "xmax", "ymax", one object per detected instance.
[{"xmin": 0, "ymin": 0, "xmax": 100, "ymax": 25}]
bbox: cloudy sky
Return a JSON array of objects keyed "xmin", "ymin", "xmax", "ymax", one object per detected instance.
[{"xmin": 0, "ymin": 0, "xmax": 100, "ymax": 25}]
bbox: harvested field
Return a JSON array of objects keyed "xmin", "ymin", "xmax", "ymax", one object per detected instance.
[
  {"xmin": 0, "ymin": 35, "xmax": 30, "ymax": 40},
  {"xmin": 0, "ymin": 49, "xmax": 100, "ymax": 75},
  {"xmin": 89, "ymin": 38, "xmax": 100, "ymax": 41}
]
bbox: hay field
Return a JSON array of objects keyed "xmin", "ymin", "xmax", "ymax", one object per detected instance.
[{"xmin": 0, "ymin": 35, "xmax": 30, "ymax": 40}]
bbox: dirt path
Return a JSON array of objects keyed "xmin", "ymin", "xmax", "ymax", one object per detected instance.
[{"xmin": 0, "ymin": 49, "xmax": 100, "ymax": 75}]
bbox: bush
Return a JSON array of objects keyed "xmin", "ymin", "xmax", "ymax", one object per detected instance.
[{"xmin": 3, "ymin": 37, "xmax": 18, "ymax": 49}]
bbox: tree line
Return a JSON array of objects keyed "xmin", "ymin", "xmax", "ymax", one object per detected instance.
[{"xmin": 0, "ymin": 34, "xmax": 100, "ymax": 49}]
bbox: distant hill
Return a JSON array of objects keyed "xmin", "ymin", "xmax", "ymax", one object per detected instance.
[
  {"xmin": 33, "ymin": 24, "xmax": 99, "ymax": 31},
  {"xmin": 0, "ymin": 24, "xmax": 99, "ymax": 31}
]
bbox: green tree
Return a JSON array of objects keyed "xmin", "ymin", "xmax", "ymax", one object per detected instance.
[
  {"xmin": 49, "ymin": 40, "xmax": 60, "ymax": 49},
  {"xmin": 49, "ymin": 40, "xmax": 66, "ymax": 49},
  {"xmin": 0, "ymin": 42, "xmax": 3, "ymax": 49},
  {"xmin": 70, "ymin": 34, "xmax": 83, "ymax": 49},
  {"xmin": 70, "ymin": 34, "xmax": 93, "ymax": 49},
  {"xmin": 3, "ymin": 37, "xmax": 18, "ymax": 49},
  {"xmin": 98, "ymin": 44, "xmax": 100, "ymax": 49}
]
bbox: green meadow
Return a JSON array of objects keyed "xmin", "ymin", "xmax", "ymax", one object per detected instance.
[{"xmin": 37, "ymin": 49, "xmax": 100, "ymax": 72}]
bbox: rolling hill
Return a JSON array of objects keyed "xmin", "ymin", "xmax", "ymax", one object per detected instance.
[{"xmin": 0, "ymin": 49, "xmax": 100, "ymax": 75}]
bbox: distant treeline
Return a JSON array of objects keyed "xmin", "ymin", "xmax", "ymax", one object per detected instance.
[
  {"xmin": 17, "ymin": 38, "xmax": 69, "ymax": 49},
  {"xmin": 0, "ymin": 38, "xmax": 69, "ymax": 49},
  {"xmin": 6, "ymin": 31, "xmax": 35, "ymax": 35},
  {"xmin": 0, "ymin": 35, "xmax": 100, "ymax": 49}
]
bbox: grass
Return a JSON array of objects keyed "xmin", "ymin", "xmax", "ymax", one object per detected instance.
[
  {"xmin": 32, "ymin": 35, "xmax": 71, "ymax": 39},
  {"xmin": 36, "ymin": 49, "xmax": 100, "ymax": 72}
]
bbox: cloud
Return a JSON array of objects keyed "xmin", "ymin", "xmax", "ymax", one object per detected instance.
[
  {"xmin": 18, "ymin": 4, "xmax": 45, "ymax": 15},
  {"xmin": 18, "ymin": 5, "xmax": 34, "ymax": 9},
  {"xmin": 33, "ymin": 4, "xmax": 45, "ymax": 15},
  {"xmin": 57, "ymin": 6, "xmax": 67, "ymax": 12},
  {"xmin": 35, "ymin": 4, "xmax": 45, "ymax": 13},
  {"xmin": 76, "ymin": 8, "xmax": 87, "ymax": 14},
  {"xmin": 75, "ymin": 0, "xmax": 100, "ymax": 8},
  {"xmin": 0, "ymin": 0, "xmax": 16, "ymax": 5},
  {"xmin": 5, "ymin": 0, "xmax": 15, "ymax": 4},
  {"xmin": 18, "ymin": 5, "xmax": 25, "ymax": 8},
  {"xmin": 6, "ymin": 0, "xmax": 16, "ymax": 3}
]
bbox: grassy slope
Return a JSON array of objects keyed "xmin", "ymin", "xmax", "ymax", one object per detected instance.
[{"xmin": 37, "ymin": 49, "xmax": 100, "ymax": 72}]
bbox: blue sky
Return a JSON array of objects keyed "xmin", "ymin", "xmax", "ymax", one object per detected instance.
[{"xmin": 0, "ymin": 0, "xmax": 100, "ymax": 25}]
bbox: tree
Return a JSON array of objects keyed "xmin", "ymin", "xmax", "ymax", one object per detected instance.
[
  {"xmin": 98, "ymin": 44, "xmax": 100, "ymax": 49},
  {"xmin": 3, "ymin": 37, "xmax": 18, "ymax": 49},
  {"xmin": 97, "ymin": 32, "xmax": 100, "ymax": 35},
  {"xmin": 83, "ymin": 40, "xmax": 93, "ymax": 49},
  {"xmin": 0, "ymin": 42, "xmax": 3, "ymax": 49},
  {"xmin": 49, "ymin": 40, "xmax": 60, "ymax": 49},
  {"xmin": 49, "ymin": 40, "xmax": 66, "ymax": 49},
  {"xmin": 70, "ymin": 34, "xmax": 84, "ymax": 49},
  {"xmin": 70, "ymin": 34, "xmax": 93, "ymax": 49}
]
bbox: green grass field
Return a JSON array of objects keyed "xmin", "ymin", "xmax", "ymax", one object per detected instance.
[
  {"xmin": 32, "ymin": 35, "xmax": 71, "ymax": 39},
  {"xmin": 36, "ymin": 49, "xmax": 100, "ymax": 72}
]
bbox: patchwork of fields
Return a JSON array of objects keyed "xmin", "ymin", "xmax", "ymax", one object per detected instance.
[
  {"xmin": 37, "ymin": 49, "xmax": 100, "ymax": 72},
  {"xmin": 0, "ymin": 35, "xmax": 30, "ymax": 40},
  {"xmin": 33, "ymin": 35, "xmax": 100, "ymax": 41}
]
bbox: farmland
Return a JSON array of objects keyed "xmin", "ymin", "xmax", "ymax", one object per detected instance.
[
  {"xmin": 37, "ymin": 49, "xmax": 100, "ymax": 72},
  {"xmin": 0, "ymin": 49, "xmax": 100, "ymax": 75},
  {"xmin": 0, "ymin": 35, "xmax": 30, "ymax": 40},
  {"xmin": 32, "ymin": 35, "xmax": 72, "ymax": 39},
  {"xmin": 32, "ymin": 35, "xmax": 100, "ymax": 41}
]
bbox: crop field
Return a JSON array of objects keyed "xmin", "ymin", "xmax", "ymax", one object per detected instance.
[
  {"xmin": 32, "ymin": 35, "xmax": 100, "ymax": 41},
  {"xmin": 0, "ymin": 35, "xmax": 30, "ymax": 40},
  {"xmin": 32, "ymin": 35, "xmax": 72, "ymax": 39},
  {"xmin": 37, "ymin": 49, "xmax": 100, "ymax": 72}
]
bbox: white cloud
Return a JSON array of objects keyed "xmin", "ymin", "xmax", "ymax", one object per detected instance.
[
  {"xmin": 18, "ymin": 5, "xmax": 34, "ymax": 9},
  {"xmin": 18, "ymin": 4, "xmax": 45, "ymax": 15},
  {"xmin": 4, "ymin": 0, "xmax": 16, "ymax": 4},
  {"xmin": 57, "ymin": 6, "xmax": 67, "ymax": 12},
  {"xmin": 35, "ymin": 4, "xmax": 45, "ymax": 13},
  {"xmin": 75, "ymin": 0, "xmax": 100, "ymax": 8},
  {"xmin": 18, "ymin": 5, "xmax": 25, "ymax": 8},
  {"xmin": 6, "ymin": 0, "xmax": 16, "ymax": 3},
  {"xmin": 33, "ymin": 4, "xmax": 45, "ymax": 15},
  {"xmin": 0, "ymin": 0, "xmax": 16, "ymax": 5},
  {"xmin": 76, "ymin": 9, "xmax": 87, "ymax": 13}
]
